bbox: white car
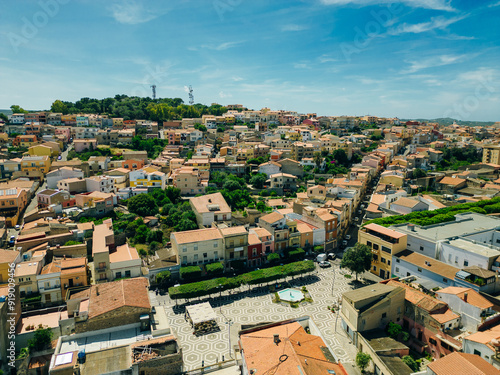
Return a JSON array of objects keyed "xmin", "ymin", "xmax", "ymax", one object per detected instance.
[
  {"xmin": 345, "ymin": 235, "xmax": 351, "ymax": 240},
  {"xmin": 15, "ymin": 224, "xmax": 20, "ymax": 230}
]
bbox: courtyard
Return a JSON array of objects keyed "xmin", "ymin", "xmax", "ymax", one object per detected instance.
[{"xmin": 150, "ymin": 262, "xmax": 378, "ymax": 373}]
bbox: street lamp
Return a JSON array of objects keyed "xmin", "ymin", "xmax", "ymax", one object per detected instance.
[
  {"xmin": 219, "ymin": 284, "xmax": 222, "ymax": 313},
  {"xmin": 225, "ymin": 318, "xmax": 234, "ymax": 358}
]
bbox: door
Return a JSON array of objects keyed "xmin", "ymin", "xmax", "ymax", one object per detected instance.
[
  {"xmin": 379, "ymin": 269, "xmax": 385, "ymax": 279},
  {"xmin": 68, "ymin": 279, "xmax": 74, "ymax": 287}
]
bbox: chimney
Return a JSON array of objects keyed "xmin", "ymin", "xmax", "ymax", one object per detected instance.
[
  {"xmin": 464, "ymin": 293, "xmax": 468, "ymax": 302},
  {"xmin": 407, "ymin": 223, "xmax": 415, "ymax": 232},
  {"xmin": 273, "ymin": 334, "xmax": 280, "ymax": 345}
]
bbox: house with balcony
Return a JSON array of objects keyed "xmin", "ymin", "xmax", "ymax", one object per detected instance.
[
  {"xmin": 73, "ymin": 138, "xmax": 97, "ymax": 153},
  {"xmin": 86, "ymin": 175, "xmax": 116, "ymax": 193},
  {"xmin": 88, "ymin": 155, "xmax": 110, "ymax": 172},
  {"xmin": 21, "ymin": 155, "xmax": 51, "ymax": 174},
  {"xmin": 189, "ymin": 192, "xmax": 232, "ymax": 227},
  {"xmin": 219, "ymin": 226, "xmax": 248, "ymax": 269},
  {"xmin": 269, "ymin": 172, "xmax": 298, "ymax": 193},
  {"xmin": 0, "ymin": 187, "xmax": 28, "ymax": 227},
  {"xmin": 247, "ymin": 233, "xmax": 263, "ymax": 268},
  {"xmin": 258, "ymin": 211, "xmax": 289, "ymax": 253},
  {"xmin": 91, "ymin": 219, "xmax": 116, "ymax": 283},
  {"xmin": 37, "ymin": 189, "xmax": 72, "ymax": 209},
  {"xmin": 384, "ymin": 279, "xmax": 462, "ymax": 359},
  {"xmin": 38, "ymin": 261, "xmax": 62, "ymax": 306},
  {"xmin": 14, "ymin": 261, "xmax": 43, "ymax": 300},
  {"xmin": 358, "ymin": 223, "xmax": 407, "ymax": 279},
  {"xmin": 13, "ymin": 134, "xmax": 39, "ymax": 148},
  {"xmin": 172, "ymin": 227, "xmax": 223, "ymax": 267},
  {"xmin": 109, "ymin": 243, "xmax": 142, "ymax": 280},
  {"xmin": 0, "ymin": 159, "xmax": 21, "ymax": 180},
  {"xmin": 130, "ymin": 167, "xmax": 166, "ymax": 190},
  {"xmin": 60, "ymin": 257, "xmax": 88, "ymax": 300}
]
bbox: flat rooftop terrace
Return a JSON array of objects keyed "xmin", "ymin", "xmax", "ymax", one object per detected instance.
[
  {"xmin": 59, "ymin": 325, "xmax": 148, "ymax": 354},
  {"xmin": 392, "ymin": 213, "xmax": 500, "ymax": 241}
]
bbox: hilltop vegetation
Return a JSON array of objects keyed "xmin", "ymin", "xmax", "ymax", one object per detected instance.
[{"xmin": 47, "ymin": 95, "xmax": 227, "ymax": 121}]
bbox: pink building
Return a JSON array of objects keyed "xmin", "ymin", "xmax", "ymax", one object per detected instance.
[
  {"xmin": 73, "ymin": 139, "xmax": 97, "ymax": 153},
  {"xmin": 55, "ymin": 127, "xmax": 71, "ymax": 142}
]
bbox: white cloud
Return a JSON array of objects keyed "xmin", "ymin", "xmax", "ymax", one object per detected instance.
[
  {"xmin": 401, "ymin": 54, "xmax": 467, "ymax": 73},
  {"xmin": 319, "ymin": 0, "xmax": 455, "ymax": 11},
  {"xmin": 200, "ymin": 41, "xmax": 243, "ymax": 51},
  {"xmin": 318, "ymin": 55, "xmax": 337, "ymax": 63},
  {"xmin": 488, "ymin": 1, "xmax": 500, "ymax": 7},
  {"xmin": 109, "ymin": 1, "xmax": 166, "ymax": 25},
  {"xmin": 219, "ymin": 91, "xmax": 232, "ymax": 98},
  {"xmin": 281, "ymin": 24, "xmax": 308, "ymax": 32},
  {"xmin": 388, "ymin": 15, "xmax": 466, "ymax": 35}
]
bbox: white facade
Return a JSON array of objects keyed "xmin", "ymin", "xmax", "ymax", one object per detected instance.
[
  {"xmin": 110, "ymin": 259, "xmax": 142, "ymax": 280},
  {"xmin": 258, "ymin": 162, "xmax": 281, "ymax": 177},
  {"xmin": 37, "ymin": 271, "xmax": 62, "ymax": 304},
  {"xmin": 437, "ymin": 239, "xmax": 497, "ymax": 270},
  {"xmin": 86, "ymin": 176, "xmax": 115, "ymax": 193},
  {"xmin": 46, "ymin": 168, "xmax": 85, "ymax": 189},
  {"xmin": 10, "ymin": 114, "xmax": 25, "ymax": 124}
]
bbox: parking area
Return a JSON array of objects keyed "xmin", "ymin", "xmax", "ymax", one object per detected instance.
[{"xmin": 150, "ymin": 264, "xmax": 377, "ymax": 372}]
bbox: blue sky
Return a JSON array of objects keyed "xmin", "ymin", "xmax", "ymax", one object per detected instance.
[{"xmin": 0, "ymin": 0, "xmax": 499, "ymax": 121}]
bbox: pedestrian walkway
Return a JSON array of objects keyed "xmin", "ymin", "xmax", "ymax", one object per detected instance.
[{"xmin": 152, "ymin": 265, "xmax": 377, "ymax": 371}]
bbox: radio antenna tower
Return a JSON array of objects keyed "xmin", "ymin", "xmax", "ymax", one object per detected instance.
[
  {"xmin": 188, "ymin": 85, "xmax": 194, "ymax": 105},
  {"xmin": 150, "ymin": 85, "xmax": 156, "ymax": 100}
]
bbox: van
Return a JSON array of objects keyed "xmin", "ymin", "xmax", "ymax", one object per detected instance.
[{"xmin": 316, "ymin": 253, "xmax": 327, "ymax": 263}]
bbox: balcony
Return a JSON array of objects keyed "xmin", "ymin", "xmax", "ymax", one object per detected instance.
[
  {"xmin": 40, "ymin": 284, "xmax": 61, "ymax": 291},
  {"xmin": 96, "ymin": 265, "xmax": 107, "ymax": 272}
]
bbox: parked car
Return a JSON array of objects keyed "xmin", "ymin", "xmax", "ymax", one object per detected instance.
[
  {"xmin": 328, "ymin": 253, "xmax": 336, "ymax": 260},
  {"xmin": 342, "ymin": 240, "xmax": 348, "ymax": 246},
  {"xmin": 345, "ymin": 235, "xmax": 351, "ymax": 240},
  {"xmin": 319, "ymin": 261, "xmax": 331, "ymax": 268},
  {"xmin": 316, "ymin": 253, "xmax": 327, "ymax": 263},
  {"xmin": 9, "ymin": 235, "xmax": 15, "ymax": 246},
  {"xmin": 15, "ymin": 224, "xmax": 20, "ymax": 230},
  {"xmin": 57, "ymin": 155, "xmax": 62, "ymax": 160}
]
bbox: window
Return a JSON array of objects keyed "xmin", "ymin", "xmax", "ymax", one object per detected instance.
[
  {"xmin": 464, "ymin": 260, "xmax": 468, "ymax": 266},
  {"xmin": 194, "ymin": 244, "xmax": 198, "ymax": 251},
  {"xmin": 387, "ymin": 260, "xmax": 391, "ymax": 266},
  {"xmin": 203, "ymin": 253, "xmax": 207, "ymax": 258},
  {"xmin": 382, "ymin": 246, "xmax": 390, "ymax": 254},
  {"xmin": 443, "ymin": 278, "xmax": 448, "ymax": 283},
  {"xmin": 396, "ymin": 258, "xmax": 400, "ymax": 263},
  {"xmin": 373, "ymin": 266, "xmax": 376, "ymax": 271},
  {"xmin": 420, "ymin": 246, "xmax": 424, "ymax": 251},
  {"xmin": 473, "ymin": 349, "xmax": 482, "ymax": 356},
  {"xmin": 214, "ymin": 242, "xmax": 218, "ymax": 248},
  {"xmin": 429, "ymin": 338, "xmax": 437, "ymax": 345},
  {"xmin": 382, "ymin": 313, "xmax": 387, "ymax": 319},
  {"xmin": 367, "ymin": 241, "xmax": 372, "ymax": 247},
  {"xmin": 396, "ymin": 267, "xmax": 399, "ymax": 273},
  {"xmin": 373, "ymin": 244, "xmax": 379, "ymax": 250},
  {"xmin": 448, "ymin": 254, "xmax": 451, "ymax": 261},
  {"xmin": 116, "ymin": 272, "xmax": 122, "ymax": 279},
  {"xmin": 125, "ymin": 270, "xmax": 131, "ymax": 277},
  {"xmin": 418, "ymin": 267, "xmax": 422, "ymax": 272},
  {"xmin": 407, "ymin": 272, "xmax": 411, "ymax": 276},
  {"xmin": 194, "ymin": 254, "xmax": 198, "ymax": 261},
  {"xmin": 381, "ymin": 258, "xmax": 386, "ymax": 263},
  {"xmin": 182, "ymin": 246, "xmax": 187, "ymax": 252},
  {"xmin": 373, "ymin": 254, "xmax": 378, "ymax": 261}
]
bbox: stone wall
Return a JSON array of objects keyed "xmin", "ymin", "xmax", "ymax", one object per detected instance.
[
  {"xmin": 135, "ymin": 348, "xmax": 183, "ymax": 375},
  {"xmin": 74, "ymin": 306, "xmax": 150, "ymax": 333}
]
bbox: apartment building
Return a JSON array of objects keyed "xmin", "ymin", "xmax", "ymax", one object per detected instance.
[
  {"xmin": 170, "ymin": 166, "xmax": 206, "ymax": 195},
  {"xmin": 219, "ymin": 226, "xmax": 248, "ymax": 269},
  {"xmin": 14, "ymin": 261, "xmax": 43, "ymax": 299},
  {"xmin": 0, "ymin": 187, "xmax": 28, "ymax": 227},
  {"xmin": 37, "ymin": 189, "xmax": 71, "ymax": 209},
  {"xmin": 13, "ymin": 134, "xmax": 38, "ymax": 147},
  {"xmin": 73, "ymin": 138, "xmax": 97, "ymax": 153},
  {"xmin": 358, "ymin": 223, "xmax": 407, "ymax": 279},
  {"xmin": 130, "ymin": 167, "xmax": 166, "ymax": 190},
  {"xmin": 172, "ymin": 228, "xmax": 224, "ymax": 266},
  {"xmin": 86, "ymin": 175, "xmax": 116, "ymax": 193},
  {"xmin": 46, "ymin": 167, "xmax": 84, "ymax": 189},
  {"xmin": 20, "ymin": 155, "xmax": 51, "ymax": 175},
  {"xmin": 190, "ymin": 192, "xmax": 232, "ymax": 227},
  {"xmin": 482, "ymin": 144, "xmax": 500, "ymax": 165}
]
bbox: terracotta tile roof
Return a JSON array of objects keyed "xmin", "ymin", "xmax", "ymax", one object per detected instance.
[
  {"xmin": 248, "ymin": 233, "xmax": 261, "ymax": 246},
  {"xmin": 363, "ymin": 223, "xmax": 407, "ymax": 239},
  {"xmin": 219, "ymin": 226, "xmax": 248, "ymax": 237},
  {"xmin": 427, "ymin": 352, "xmax": 500, "ymax": 375},
  {"xmin": 109, "ymin": 244, "xmax": 139, "ymax": 263},
  {"xmin": 0, "ymin": 249, "xmax": 20, "ymax": 264},
  {"xmin": 397, "ymin": 250, "xmax": 459, "ymax": 280},
  {"xmin": 393, "ymin": 197, "xmax": 420, "ymax": 208},
  {"xmin": 430, "ymin": 308, "xmax": 460, "ymax": 324},
  {"xmin": 386, "ymin": 280, "xmax": 444, "ymax": 313},
  {"xmin": 240, "ymin": 321, "xmax": 347, "ymax": 375},
  {"xmin": 75, "ymin": 278, "xmax": 150, "ymax": 319},
  {"xmin": 251, "ymin": 227, "xmax": 272, "ymax": 239},
  {"xmin": 260, "ymin": 211, "xmax": 285, "ymax": 224},
  {"xmin": 438, "ymin": 287, "xmax": 494, "ymax": 309},
  {"xmin": 438, "ymin": 176, "xmax": 466, "ymax": 186},
  {"xmin": 172, "ymin": 228, "xmax": 222, "ymax": 245},
  {"xmin": 189, "ymin": 192, "xmax": 231, "ymax": 214}
]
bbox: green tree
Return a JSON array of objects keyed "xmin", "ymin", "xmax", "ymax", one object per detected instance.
[
  {"xmin": 50, "ymin": 99, "xmax": 68, "ymax": 114},
  {"xmin": 313, "ymin": 152, "xmax": 323, "ymax": 169},
  {"xmin": 28, "ymin": 327, "xmax": 53, "ymax": 352},
  {"xmin": 413, "ymin": 168, "xmax": 427, "ymax": 179},
  {"xmin": 402, "ymin": 355, "xmax": 419, "ymax": 372},
  {"xmin": 386, "ymin": 321, "xmax": 402, "ymax": 339},
  {"xmin": 10, "ymin": 105, "xmax": 28, "ymax": 114},
  {"xmin": 127, "ymin": 194, "xmax": 159, "ymax": 216},
  {"xmin": 164, "ymin": 186, "xmax": 181, "ymax": 204},
  {"xmin": 356, "ymin": 352, "xmax": 371, "ymax": 373},
  {"xmin": 149, "ymin": 241, "xmax": 161, "ymax": 254},
  {"xmin": 250, "ymin": 174, "xmax": 267, "ymax": 189},
  {"xmin": 0, "ymin": 113, "xmax": 8, "ymax": 122},
  {"xmin": 134, "ymin": 225, "xmax": 150, "ymax": 244},
  {"xmin": 155, "ymin": 270, "xmax": 171, "ymax": 286},
  {"xmin": 340, "ymin": 243, "xmax": 372, "ymax": 280}
]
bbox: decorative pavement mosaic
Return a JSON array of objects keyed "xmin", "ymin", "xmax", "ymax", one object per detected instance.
[{"xmin": 149, "ymin": 263, "xmax": 376, "ymax": 372}]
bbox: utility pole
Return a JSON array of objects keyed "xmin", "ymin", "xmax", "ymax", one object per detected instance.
[{"xmin": 150, "ymin": 85, "xmax": 156, "ymax": 100}]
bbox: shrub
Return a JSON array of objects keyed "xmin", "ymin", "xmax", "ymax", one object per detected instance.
[
  {"xmin": 402, "ymin": 355, "xmax": 419, "ymax": 372},
  {"xmin": 267, "ymin": 253, "xmax": 280, "ymax": 264},
  {"xmin": 313, "ymin": 245, "xmax": 324, "ymax": 253},
  {"xmin": 138, "ymin": 249, "xmax": 147, "ymax": 257},
  {"xmin": 28, "ymin": 327, "xmax": 53, "ymax": 352},
  {"xmin": 64, "ymin": 241, "xmax": 81, "ymax": 246},
  {"xmin": 155, "ymin": 270, "xmax": 171, "ymax": 285},
  {"xmin": 149, "ymin": 241, "xmax": 161, "ymax": 254},
  {"xmin": 206, "ymin": 262, "xmax": 224, "ymax": 276},
  {"xmin": 386, "ymin": 322, "xmax": 402, "ymax": 339},
  {"xmin": 180, "ymin": 266, "xmax": 202, "ymax": 281},
  {"xmin": 356, "ymin": 352, "xmax": 371, "ymax": 373},
  {"xmin": 288, "ymin": 248, "xmax": 306, "ymax": 261}
]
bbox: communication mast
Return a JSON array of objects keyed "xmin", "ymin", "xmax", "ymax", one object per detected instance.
[
  {"xmin": 150, "ymin": 85, "xmax": 156, "ymax": 100},
  {"xmin": 188, "ymin": 85, "xmax": 194, "ymax": 105}
]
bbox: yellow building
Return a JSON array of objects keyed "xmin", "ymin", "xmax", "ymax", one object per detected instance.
[
  {"xmin": 27, "ymin": 144, "xmax": 58, "ymax": 158},
  {"xmin": 358, "ymin": 223, "xmax": 407, "ymax": 279},
  {"xmin": 21, "ymin": 155, "xmax": 51, "ymax": 174},
  {"xmin": 286, "ymin": 131, "xmax": 301, "ymax": 141},
  {"xmin": 236, "ymin": 147, "xmax": 254, "ymax": 161},
  {"xmin": 483, "ymin": 145, "xmax": 500, "ymax": 165},
  {"xmin": 0, "ymin": 249, "xmax": 21, "ymax": 284}
]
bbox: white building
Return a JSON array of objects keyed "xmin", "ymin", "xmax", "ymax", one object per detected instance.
[
  {"xmin": 46, "ymin": 167, "xmax": 85, "ymax": 189},
  {"xmin": 85, "ymin": 176, "xmax": 115, "ymax": 193}
]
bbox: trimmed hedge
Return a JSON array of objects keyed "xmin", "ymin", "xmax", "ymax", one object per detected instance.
[
  {"xmin": 180, "ymin": 266, "xmax": 202, "ymax": 281},
  {"xmin": 267, "ymin": 253, "xmax": 280, "ymax": 263},
  {"xmin": 206, "ymin": 262, "xmax": 224, "ymax": 276},
  {"xmin": 365, "ymin": 196, "xmax": 500, "ymax": 227},
  {"xmin": 288, "ymin": 248, "xmax": 306, "ymax": 261},
  {"xmin": 155, "ymin": 270, "xmax": 171, "ymax": 284},
  {"xmin": 169, "ymin": 260, "xmax": 315, "ymax": 300}
]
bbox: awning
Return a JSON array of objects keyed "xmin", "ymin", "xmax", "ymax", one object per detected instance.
[{"xmin": 186, "ymin": 302, "xmax": 217, "ymax": 325}]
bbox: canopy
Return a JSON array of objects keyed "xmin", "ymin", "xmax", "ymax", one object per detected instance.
[{"xmin": 186, "ymin": 302, "xmax": 217, "ymax": 325}]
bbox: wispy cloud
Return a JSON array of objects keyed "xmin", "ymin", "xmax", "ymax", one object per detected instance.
[
  {"xmin": 488, "ymin": 1, "xmax": 500, "ymax": 7},
  {"xmin": 109, "ymin": 0, "xmax": 166, "ymax": 25},
  {"xmin": 401, "ymin": 54, "xmax": 467, "ymax": 73},
  {"xmin": 319, "ymin": 0, "xmax": 455, "ymax": 11},
  {"xmin": 318, "ymin": 55, "xmax": 337, "ymax": 63},
  {"xmin": 281, "ymin": 24, "xmax": 308, "ymax": 32},
  {"xmin": 196, "ymin": 41, "xmax": 244, "ymax": 51},
  {"xmin": 388, "ymin": 15, "xmax": 466, "ymax": 35}
]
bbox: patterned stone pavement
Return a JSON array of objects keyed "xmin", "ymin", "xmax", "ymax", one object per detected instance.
[{"xmin": 150, "ymin": 263, "xmax": 375, "ymax": 372}]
